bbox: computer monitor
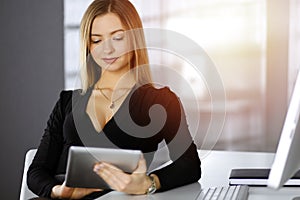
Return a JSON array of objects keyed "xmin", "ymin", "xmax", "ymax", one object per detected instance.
[{"xmin": 268, "ymin": 69, "xmax": 300, "ymax": 189}]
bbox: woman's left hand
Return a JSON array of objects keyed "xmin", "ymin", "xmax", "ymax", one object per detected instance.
[{"xmin": 93, "ymin": 155, "xmax": 151, "ymax": 195}]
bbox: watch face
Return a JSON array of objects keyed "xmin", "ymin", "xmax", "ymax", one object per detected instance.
[
  {"xmin": 147, "ymin": 185, "xmax": 156, "ymax": 194},
  {"xmin": 147, "ymin": 176, "xmax": 157, "ymax": 194}
]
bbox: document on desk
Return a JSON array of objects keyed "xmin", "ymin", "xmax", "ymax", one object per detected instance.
[{"xmin": 229, "ymin": 168, "xmax": 300, "ymax": 186}]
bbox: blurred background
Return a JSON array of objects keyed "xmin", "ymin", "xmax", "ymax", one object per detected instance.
[
  {"xmin": 64, "ymin": 0, "xmax": 300, "ymax": 152},
  {"xmin": 0, "ymin": 0, "xmax": 299, "ymax": 199}
]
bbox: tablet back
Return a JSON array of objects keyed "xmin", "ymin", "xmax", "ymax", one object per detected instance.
[{"xmin": 65, "ymin": 146, "xmax": 142, "ymax": 189}]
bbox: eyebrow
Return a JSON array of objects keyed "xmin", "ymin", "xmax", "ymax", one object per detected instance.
[{"xmin": 91, "ymin": 29, "xmax": 125, "ymax": 37}]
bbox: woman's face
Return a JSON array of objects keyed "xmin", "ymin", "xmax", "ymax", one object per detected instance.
[{"xmin": 89, "ymin": 13, "xmax": 133, "ymax": 73}]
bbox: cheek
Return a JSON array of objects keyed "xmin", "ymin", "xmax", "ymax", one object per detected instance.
[
  {"xmin": 90, "ymin": 45, "xmax": 102, "ymax": 57},
  {"xmin": 116, "ymin": 52, "xmax": 132, "ymax": 66},
  {"xmin": 90, "ymin": 46, "xmax": 104, "ymax": 66},
  {"xmin": 114, "ymin": 38, "xmax": 134, "ymax": 56}
]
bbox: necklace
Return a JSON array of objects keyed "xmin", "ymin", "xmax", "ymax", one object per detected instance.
[{"xmin": 96, "ymin": 88, "xmax": 130, "ymax": 109}]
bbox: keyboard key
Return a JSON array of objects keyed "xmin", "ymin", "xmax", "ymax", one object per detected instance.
[{"xmin": 197, "ymin": 185, "xmax": 249, "ymax": 200}]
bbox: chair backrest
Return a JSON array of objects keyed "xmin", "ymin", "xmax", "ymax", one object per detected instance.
[{"xmin": 20, "ymin": 149, "xmax": 38, "ymax": 200}]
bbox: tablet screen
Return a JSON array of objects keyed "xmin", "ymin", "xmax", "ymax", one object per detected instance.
[{"xmin": 65, "ymin": 146, "xmax": 142, "ymax": 189}]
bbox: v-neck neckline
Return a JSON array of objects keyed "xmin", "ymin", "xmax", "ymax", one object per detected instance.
[{"xmin": 84, "ymin": 84, "xmax": 136, "ymax": 134}]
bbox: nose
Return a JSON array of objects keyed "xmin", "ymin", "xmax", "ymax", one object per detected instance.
[{"xmin": 103, "ymin": 39, "xmax": 114, "ymax": 54}]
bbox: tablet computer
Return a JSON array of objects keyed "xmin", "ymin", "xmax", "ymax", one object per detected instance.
[{"xmin": 65, "ymin": 146, "xmax": 142, "ymax": 189}]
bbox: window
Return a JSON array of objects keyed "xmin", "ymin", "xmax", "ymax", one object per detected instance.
[
  {"xmin": 63, "ymin": 0, "xmax": 299, "ymax": 151},
  {"xmin": 64, "ymin": 0, "xmax": 93, "ymax": 90},
  {"xmin": 289, "ymin": 0, "xmax": 300, "ymax": 97},
  {"xmin": 131, "ymin": 0, "xmax": 266, "ymax": 150}
]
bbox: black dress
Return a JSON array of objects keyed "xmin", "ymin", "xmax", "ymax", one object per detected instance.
[{"xmin": 27, "ymin": 84, "xmax": 201, "ymax": 199}]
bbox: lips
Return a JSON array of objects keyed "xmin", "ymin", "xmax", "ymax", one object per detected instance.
[{"xmin": 102, "ymin": 57, "xmax": 118, "ymax": 64}]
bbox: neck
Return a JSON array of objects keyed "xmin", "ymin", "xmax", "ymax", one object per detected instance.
[{"xmin": 96, "ymin": 69, "xmax": 136, "ymax": 90}]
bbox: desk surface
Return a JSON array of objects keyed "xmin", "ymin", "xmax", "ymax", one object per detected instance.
[
  {"xmin": 96, "ymin": 150, "xmax": 300, "ymax": 200},
  {"xmin": 199, "ymin": 150, "xmax": 300, "ymax": 200}
]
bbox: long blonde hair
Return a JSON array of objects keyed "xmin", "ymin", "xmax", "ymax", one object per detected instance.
[{"xmin": 79, "ymin": 0, "xmax": 152, "ymax": 94}]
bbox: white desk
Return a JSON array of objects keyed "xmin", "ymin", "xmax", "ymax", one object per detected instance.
[
  {"xmin": 199, "ymin": 150, "xmax": 300, "ymax": 200},
  {"xmin": 97, "ymin": 150, "xmax": 300, "ymax": 200}
]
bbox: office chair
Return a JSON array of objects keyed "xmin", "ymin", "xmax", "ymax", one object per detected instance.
[{"xmin": 20, "ymin": 149, "xmax": 37, "ymax": 200}]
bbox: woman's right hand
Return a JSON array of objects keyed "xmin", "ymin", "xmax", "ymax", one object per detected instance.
[{"xmin": 51, "ymin": 181, "xmax": 102, "ymax": 199}]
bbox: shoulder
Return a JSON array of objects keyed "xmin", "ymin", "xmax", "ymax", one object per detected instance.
[
  {"xmin": 136, "ymin": 84, "xmax": 176, "ymax": 95},
  {"xmin": 58, "ymin": 89, "xmax": 84, "ymax": 101},
  {"xmin": 59, "ymin": 90, "xmax": 72, "ymax": 100},
  {"xmin": 133, "ymin": 84, "xmax": 179, "ymax": 105},
  {"xmin": 57, "ymin": 89, "xmax": 84, "ymax": 112}
]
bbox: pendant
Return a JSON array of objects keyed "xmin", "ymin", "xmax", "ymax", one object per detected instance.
[{"xmin": 110, "ymin": 102, "xmax": 115, "ymax": 109}]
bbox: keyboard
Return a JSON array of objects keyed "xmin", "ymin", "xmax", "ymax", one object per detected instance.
[{"xmin": 197, "ymin": 185, "xmax": 249, "ymax": 200}]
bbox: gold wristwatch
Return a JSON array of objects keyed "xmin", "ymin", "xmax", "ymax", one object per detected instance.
[{"xmin": 146, "ymin": 175, "xmax": 157, "ymax": 194}]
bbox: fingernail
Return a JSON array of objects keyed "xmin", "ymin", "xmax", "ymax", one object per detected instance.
[{"xmin": 93, "ymin": 163, "xmax": 103, "ymax": 172}]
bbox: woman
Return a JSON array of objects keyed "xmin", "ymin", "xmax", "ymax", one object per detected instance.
[{"xmin": 27, "ymin": 0, "xmax": 201, "ymax": 199}]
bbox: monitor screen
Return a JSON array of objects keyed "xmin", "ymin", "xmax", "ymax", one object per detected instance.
[{"xmin": 268, "ymin": 70, "xmax": 300, "ymax": 189}]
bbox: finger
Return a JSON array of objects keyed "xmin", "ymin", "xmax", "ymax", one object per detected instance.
[
  {"xmin": 134, "ymin": 155, "xmax": 147, "ymax": 174},
  {"xmin": 94, "ymin": 163, "xmax": 120, "ymax": 188},
  {"xmin": 94, "ymin": 163, "xmax": 130, "ymax": 191},
  {"xmin": 60, "ymin": 182, "xmax": 75, "ymax": 196},
  {"xmin": 86, "ymin": 188, "xmax": 102, "ymax": 193},
  {"xmin": 94, "ymin": 162, "xmax": 122, "ymax": 172}
]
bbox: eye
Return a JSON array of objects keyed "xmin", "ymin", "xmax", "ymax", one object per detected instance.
[
  {"xmin": 90, "ymin": 36, "xmax": 102, "ymax": 44},
  {"xmin": 91, "ymin": 39, "xmax": 102, "ymax": 44},
  {"xmin": 112, "ymin": 34, "xmax": 124, "ymax": 41}
]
